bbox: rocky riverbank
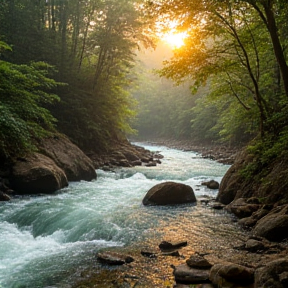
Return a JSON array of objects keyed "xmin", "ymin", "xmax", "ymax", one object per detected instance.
[
  {"xmin": 71, "ymin": 141, "xmax": 288, "ymax": 288},
  {"xmin": 136, "ymin": 138, "xmax": 240, "ymax": 165},
  {"xmin": 0, "ymin": 136, "xmax": 163, "ymax": 201},
  {"xmin": 71, "ymin": 195, "xmax": 288, "ymax": 288}
]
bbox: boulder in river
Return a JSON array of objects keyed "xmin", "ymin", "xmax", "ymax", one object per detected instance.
[
  {"xmin": 0, "ymin": 191, "xmax": 10, "ymax": 201},
  {"xmin": 201, "ymin": 180, "xmax": 219, "ymax": 190},
  {"xmin": 142, "ymin": 182, "xmax": 196, "ymax": 206},
  {"xmin": 11, "ymin": 152, "xmax": 68, "ymax": 194}
]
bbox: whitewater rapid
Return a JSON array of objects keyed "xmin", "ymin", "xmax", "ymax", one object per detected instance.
[{"xmin": 0, "ymin": 143, "xmax": 230, "ymax": 287}]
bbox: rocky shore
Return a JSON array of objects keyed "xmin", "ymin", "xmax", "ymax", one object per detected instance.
[
  {"xmin": 72, "ymin": 139, "xmax": 288, "ymax": 288},
  {"xmin": 0, "ymin": 136, "xmax": 163, "ymax": 201},
  {"xmin": 138, "ymin": 138, "xmax": 240, "ymax": 165},
  {"xmin": 2, "ymin": 137, "xmax": 288, "ymax": 287}
]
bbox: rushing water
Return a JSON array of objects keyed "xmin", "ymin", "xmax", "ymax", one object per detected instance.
[{"xmin": 0, "ymin": 143, "xmax": 241, "ymax": 288}]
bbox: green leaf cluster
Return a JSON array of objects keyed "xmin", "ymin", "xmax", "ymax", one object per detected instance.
[
  {"xmin": 139, "ymin": 0, "xmax": 288, "ymax": 147},
  {"xmin": 0, "ymin": 0, "xmax": 155, "ymax": 154},
  {"xmin": 0, "ymin": 44, "xmax": 60, "ymax": 158}
]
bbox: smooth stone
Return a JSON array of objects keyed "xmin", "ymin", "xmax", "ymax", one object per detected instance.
[{"xmin": 173, "ymin": 264, "xmax": 210, "ymax": 283}]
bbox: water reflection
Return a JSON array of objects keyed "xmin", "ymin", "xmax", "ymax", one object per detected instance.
[{"xmin": 71, "ymin": 204, "xmax": 249, "ymax": 288}]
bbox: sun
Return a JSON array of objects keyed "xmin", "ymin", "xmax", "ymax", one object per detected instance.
[{"xmin": 162, "ymin": 31, "xmax": 187, "ymax": 49}]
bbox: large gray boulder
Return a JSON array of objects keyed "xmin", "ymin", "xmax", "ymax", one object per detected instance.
[
  {"xmin": 11, "ymin": 153, "xmax": 68, "ymax": 194},
  {"xmin": 39, "ymin": 135, "xmax": 96, "ymax": 181},
  {"xmin": 142, "ymin": 182, "xmax": 196, "ymax": 206}
]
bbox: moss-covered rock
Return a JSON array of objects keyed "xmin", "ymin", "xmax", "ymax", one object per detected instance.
[{"xmin": 217, "ymin": 148, "xmax": 288, "ymax": 205}]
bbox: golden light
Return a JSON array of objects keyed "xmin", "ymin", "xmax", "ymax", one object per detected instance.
[{"xmin": 162, "ymin": 31, "xmax": 187, "ymax": 49}]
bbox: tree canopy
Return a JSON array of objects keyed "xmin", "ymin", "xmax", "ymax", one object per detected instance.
[
  {"xmin": 0, "ymin": 0, "xmax": 155, "ymax": 156},
  {"xmin": 137, "ymin": 0, "xmax": 288, "ymax": 143}
]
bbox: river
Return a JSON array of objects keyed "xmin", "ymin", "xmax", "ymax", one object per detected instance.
[{"xmin": 0, "ymin": 143, "xmax": 247, "ymax": 288}]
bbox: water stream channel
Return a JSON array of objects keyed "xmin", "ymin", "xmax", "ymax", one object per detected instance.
[{"xmin": 0, "ymin": 143, "xmax": 249, "ymax": 288}]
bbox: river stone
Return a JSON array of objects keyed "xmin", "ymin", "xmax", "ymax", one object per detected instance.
[
  {"xmin": 226, "ymin": 198, "xmax": 260, "ymax": 219},
  {"xmin": 202, "ymin": 180, "xmax": 220, "ymax": 190},
  {"xmin": 254, "ymin": 258, "xmax": 288, "ymax": 288},
  {"xmin": 253, "ymin": 210, "xmax": 288, "ymax": 241},
  {"xmin": 97, "ymin": 251, "xmax": 134, "ymax": 265},
  {"xmin": 210, "ymin": 263, "xmax": 254, "ymax": 285},
  {"xmin": 0, "ymin": 191, "xmax": 10, "ymax": 201},
  {"xmin": 244, "ymin": 239, "xmax": 265, "ymax": 252},
  {"xmin": 159, "ymin": 240, "xmax": 188, "ymax": 250},
  {"xmin": 173, "ymin": 264, "xmax": 210, "ymax": 283},
  {"xmin": 142, "ymin": 182, "xmax": 196, "ymax": 206},
  {"xmin": 174, "ymin": 285, "xmax": 214, "ymax": 288},
  {"xmin": 11, "ymin": 153, "xmax": 68, "ymax": 194},
  {"xmin": 186, "ymin": 254, "xmax": 212, "ymax": 269}
]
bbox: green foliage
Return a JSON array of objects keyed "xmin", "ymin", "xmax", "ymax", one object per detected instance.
[
  {"xmin": 0, "ymin": 0, "xmax": 155, "ymax": 153},
  {"xmin": 0, "ymin": 52, "xmax": 60, "ymax": 158},
  {"xmin": 149, "ymin": 0, "xmax": 288, "ymax": 143},
  {"xmin": 240, "ymin": 127, "xmax": 288, "ymax": 180}
]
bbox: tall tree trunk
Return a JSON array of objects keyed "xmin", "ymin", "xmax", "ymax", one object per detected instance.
[
  {"xmin": 248, "ymin": 0, "xmax": 288, "ymax": 98},
  {"xmin": 263, "ymin": 2, "xmax": 288, "ymax": 98}
]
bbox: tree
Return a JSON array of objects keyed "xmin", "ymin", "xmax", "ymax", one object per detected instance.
[
  {"xmin": 150, "ymin": 0, "xmax": 288, "ymax": 137},
  {"xmin": 0, "ymin": 42, "xmax": 60, "ymax": 158},
  {"xmin": 0, "ymin": 0, "xmax": 155, "ymax": 152}
]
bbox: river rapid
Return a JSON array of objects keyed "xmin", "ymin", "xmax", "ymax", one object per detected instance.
[{"xmin": 0, "ymin": 143, "xmax": 247, "ymax": 288}]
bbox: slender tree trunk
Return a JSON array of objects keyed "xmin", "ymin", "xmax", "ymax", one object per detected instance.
[
  {"xmin": 51, "ymin": 0, "xmax": 55, "ymax": 31},
  {"xmin": 248, "ymin": 0, "xmax": 288, "ymax": 98},
  {"xmin": 47, "ymin": 0, "xmax": 51, "ymax": 30},
  {"xmin": 263, "ymin": 3, "xmax": 288, "ymax": 98}
]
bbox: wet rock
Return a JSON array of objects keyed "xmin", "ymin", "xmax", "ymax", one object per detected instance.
[
  {"xmin": 174, "ymin": 284, "xmax": 213, "ymax": 288},
  {"xmin": 244, "ymin": 239, "xmax": 265, "ymax": 252},
  {"xmin": 131, "ymin": 160, "xmax": 142, "ymax": 166},
  {"xmin": 145, "ymin": 161, "xmax": 157, "ymax": 167},
  {"xmin": 173, "ymin": 264, "xmax": 210, "ymax": 283},
  {"xmin": 254, "ymin": 258, "xmax": 288, "ymax": 288},
  {"xmin": 0, "ymin": 191, "xmax": 10, "ymax": 201},
  {"xmin": 141, "ymin": 249, "xmax": 158, "ymax": 258},
  {"xmin": 246, "ymin": 197, "xmax": 260, "ymax": 204},
  {"xmin": 226, "ymin": 198, "xmax": 260, "ymax": 218},
  {"xmin": 91, "ymin": 141, "xmax": 163, "ymax": 169},
  {"xmin": 159, "ymin": 240, "xmax": 188, "ymax": 250},
  {"xmin": 279, "ymin": 271, "xmax": 288, "ymax": 285},
  {"xmin": 142, "ymin": 182, "xmax": 196, "ymax": 206},
  {"xmin": 11, "ymin": 153, "xmax": 68, "ymax": 194},
  {"xmin": 253, "ymin": 205, "xmax": 288, "ymax": 241},
  {"xmin": 211, "ymin": 202, "xmax": 225, "ymax": 210},
  {"xmin": 162, "ymin": 250, "xmax": 181, "ymax": 257},
  {"xmin": 239, "ymin": 205, "xmax": 271, "ymax": 228},
  {"xmin": 97, "ymin": 251, "xmax": 134, "ymax": 265},
  {"xmin": 201, "ymin": 180, "xmax": 219, "ymax": 190},
  {"xmin": 209, "ymin": 263, "xmax": 254, "ymax": 286},
  {"xmin": 186, "ymin": 255, "xmax": 212, "ymax": 269}
]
